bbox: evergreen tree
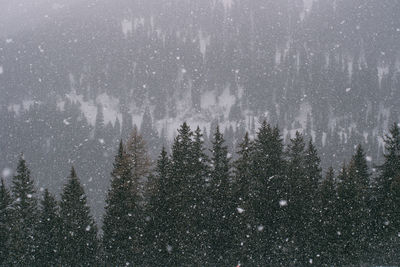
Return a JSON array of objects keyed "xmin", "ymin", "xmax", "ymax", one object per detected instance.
[
  {"xmin": 102, "ymin": 141, "xmax": 136, "ymax": 265},
  {"xmin": 208, "ymin": 126, "xmax": 233, "ymax": 265},
  {"xmin": 317, "ymin": 167, "xmax": 340, "ymax": 266},
  {"xmin": 36, "ymin": 189, "xmax": 61, "ymax": 266},
  {"xmin": 373, "ymin": 123, "xmax": 400, "ymax": 264},
  {"xmin": 232, "ymin": 132, "xmax": 253, "ymax": 265},
  {"xmin": 336, "ymin": 147, "xmax": 369, "ymax": 266},
  {"xmin": 286, "ymin": 131, "xmax": 311, "ymax": 264},
  {"xmin": 191, "ymin": 126, "xmax": 210, "ymax": 263},
  {"xmin": 59, "ymin": 167, "xmax": 98, "ymax": 266},
  {"xmin": 303, "ymin": 139, "xmax": 323, "ymax": 262},
  {"xmin": 166, "ymin": 122, "xmax": 195, "ymax": 265},
  {"xmin": 94, "ymin": 104, "xmax": 105, "ymax": 140},
  {"xmin": 146, "ymin": 147, "xmax": 171, "ymax": 265},
  {"xmin": 126, "ymin": 125, "xmax": 152, "ymax": 199},
  {"xmin": 0, "ymin": 178, "xmax": 12, "ymax": 265},
  {"xmin": 250, "ymin": 121, "xmax": 287, "ymax": 265},
  {"xmin": 125, "ymin": 127, "xmax": 152, "ymax": 264},
  {"xmin": 166, "ymin": 122, "xmax": 209, "ymax": 264},
  {"xmin": 7, "ymin": 155, "xmax": 39, "ymax": 266}
]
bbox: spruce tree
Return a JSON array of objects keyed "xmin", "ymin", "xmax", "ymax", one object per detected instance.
[
  {"xmin": 125, "ymin": 127, "xmax": 152, "ymax": 264},
  {"xmin": 286, "ymin": 131, "xmax": 310, "ymax": 264},
  {"xmin": 347, "ymin": 145, "xmax": 370, "ymax": 261},
  {"xmin": 191, "ymin": 126, "xmax": 210, "ymax": 263},
  {"xmin": 59, "ymin": 167, "xmax": 98, "ymax": 266},
  {"xmin": 335, "ymin": 147, "xmax": 369, "ymax": 266},
  {"xmin": 167, "ymin": 122, "xmax": 205, "ymax": 264},
  {"xmin": 303, "ymin": 139, "xmax": 323, "ymax": 263},
  {"xmin": 373, "ymin": 123, "xmax": 400, "ymax": 264},
  {"xmin": 208, "ymin": 126, "xmax": 233, "ymax": 265},
  {"xmin": 126, "ymin": 125, "xmax": 152, "ymax": 199},
  {"xmin": 317, "ymin": 167, "xmax": 340, "ymax": 266},
  {"xmin": 0, "ymin": 178, "xmax": 12, "ymax": 265},
  {"xmin": 250, "ymin": 121, "xmax": 287, "ymax": 265},
  {"xmin": 146, "ymin": 147, "xmax": 171, "ymax": 265},
  {"xmin": 232, "ymin": 132, "xmax": 253, "ymax": 265},
  {"xmin": 7, "ymin": 155, "xmax": 39, "ymax": 266},
  {"xmin": 102, "ymin": 141, "xmax": 137, "ymax": 266},
  {"xmin": 36, "ymin": 189, "xmax": 61, "ymax": 266}
]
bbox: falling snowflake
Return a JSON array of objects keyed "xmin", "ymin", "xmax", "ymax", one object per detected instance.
[
  {"xmin": 279, "ymin": 200, "xmax": 288, "ymax": 207},
  {"xmin": 237, "ymin": 207, "xmax": 245, "ymax": 214},
  {"xmin": 166, "ymin": 245, "xmax": 173, "ymax": 253},
  {"xmin": 2, "ymin": 168, "xmax": 12, "ymax": 178}
]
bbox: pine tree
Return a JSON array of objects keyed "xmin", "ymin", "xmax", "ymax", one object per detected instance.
[
  {"xmin": 0, "ymin": 178, "xmax": 12, "ymax": 265},
  {"xmin": 286, "ymin": 131, "xmax": 311, "ymax": 264},
  {"xmin": 103, "ymin": 141, "xmax": 138, "ymax": 266},
  {"xmin": 146, "ymin": 147, "xmax": 171, "ymax": 265},
  {"xmin": 126, "ymin": 125, "xmax": 152, "ymax": 199},
  {"xmin": 167, "ymin": 122, "xmax": 209, "ymax": 265},
  {"xmin": 94, "ymin": 104, "xmax": 105, "ymax": 140},
  {"xmin": 335, "ymin": 147, "xmax": 369, "ymax": 266},
  {"xmin": 36, "ymin": 189, "xmax": 61, "ymax": 266},
  {"xmin": 232, "ymin": 132, "xmax": 253, "ymax": 265},
  {"xmin": 303, "ymin": 139, "xmax": 323, "ymax": 263},
  {"xmin": 59, "ymin": 167, "xmax": 98, "ymax": 266},
  {"xmin": 317, "ymin": 167, "xmax": 340, "ymax": 266},
  {"xmin": 208, "ymin": 125, "xmax": 233, "ymax": 265},
  {"xmin": 190, "ymin": 126, "xmax": 210, "ymax": 263},
  {"xmin": 125, "ymin": 127, "xmax": 152, "ymax": 264},
  {"xmin": 250, "ymin": 121, "xmax": 287, "ymax": 265},
  {"xmin": 165, "ymin": 122, "xmax": 194, "ymax": 265},
  {"xmin": 347, "ymin": 145, "xmax": 370, "ymax": 261},
  {"xmin": 373, "ymin": 123, "xmax": 400, "ymax": 264},
  {"xmin": 7, "ymin": 155, "xmax": 39, "ymax": 266}
]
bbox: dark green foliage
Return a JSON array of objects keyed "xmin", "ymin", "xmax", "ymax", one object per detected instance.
[
  {"xmin": 232, "ymin": 132, "xmax": 253, "ymax": 265},
  {"xmin": 146, "ymin": 147, "xmax": 171, "ymax": 265},
  {"xmin": 4, "ymin": 123, "xmax": 400, "ymax": 266},
  {"xmin": 285, "ymin": 132, "xmax": 312, "ymax": 264},
  {"xmin": 336, "ymin": 146, "xmax": 369, "ymax": 265},
  {"xmin": 372, "ymin": 123, "xmax": 400, "ymax": 264},
  {"xmin": 317, "ymin": 167, "xmax": 340, "ymax": 266},
  {"xmin": 0, "ymin": 179, "xmax": 12, "ymax": 265},
  {"xmin": 249, "ymin": 121, "xmax": 287, "ymax": 265},
  {"xmin": 208, "ymin": 126, "xmax": 234, "ymax": 265},
  {"xmin": 36, "ymin": 189, "xmax": 62, "ymax": 266},
  {"xmin": 59, "ymin": 167, "xmax": 98, "ymax": 266},
  {"xmin": 7, "ymin": 156, "xmax": 39, "ymax": 266},
  {"xmin": 102, "ymin": 141, "xmax": 138, "ymax": 266},
  {"xmin": 160, "ymin": 123, "xmax": 210, "ymax": 265}
]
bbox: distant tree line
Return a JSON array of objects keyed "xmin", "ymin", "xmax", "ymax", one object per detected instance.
[{"xmin": 1, "ymin": 122, "xmax": 400, "ymax": 266}]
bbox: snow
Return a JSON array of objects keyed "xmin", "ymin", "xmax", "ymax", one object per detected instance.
[
  {"xmin": 198, "ymin": 30, "xmax": 210, "ymax": 58},
  {"xmin": 237, "ymin": 207, "xmax": 245, "ymax": 214},
  {"xmin": 65, "ymin": 91, "xmax": 122, "ymax": 126},
  {"xmin": 166, "ymin": 245, "xmax": 173, "ymax": 253},
  {"xmin": 121, "ymin": 19, "xmax": 133, "ymax": 37},
  {"xmin": 221, "ymin": 0, "xmax": 233, "ymax": 9},
  {"xmin": 279, "ymin": 200, "xmax": 288, "ymax": 207},
  {"xmin": 257, "ymin": 225, "xmax": 264, "ymax": 232},
  {"xmin": 0, "ymin": 65, "xmax": 3, "ymax": 75},
  {"xmin": 2, "ymin": 168, "xmax": 12, "ymax": 178}
]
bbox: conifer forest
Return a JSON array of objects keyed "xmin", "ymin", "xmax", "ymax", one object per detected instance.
[
  {"xmin": 1, "ymin": 122, "xmax": 400, "ymax": 266},
  {"xmin": 1, "ymin": 0, "xmax": 400, "ymax": 266}
]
